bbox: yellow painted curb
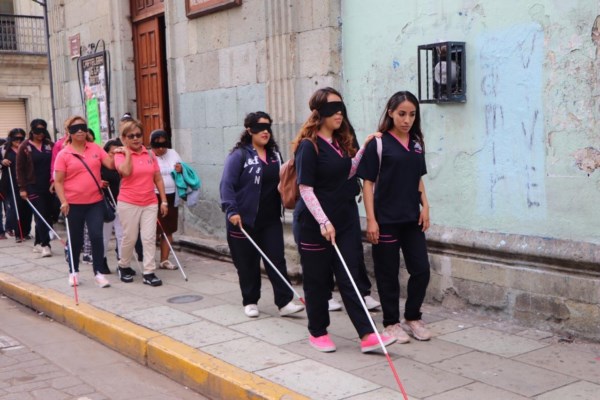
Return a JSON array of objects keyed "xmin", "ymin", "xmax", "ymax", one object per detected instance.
[
  {"xmin": 148, "ymin": 335, "xmax": 309, "ymax": 400},
  {"xmin": 0, "ymin": 274, "xmax": 309, "ymax": 400}
]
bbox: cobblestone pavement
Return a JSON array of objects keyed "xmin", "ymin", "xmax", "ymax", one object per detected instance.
[{"xmin": 0, "ymin": 294, "xmax": 207, "ymax": 400}]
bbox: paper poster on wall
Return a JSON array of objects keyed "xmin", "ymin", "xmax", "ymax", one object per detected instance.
[
  {"xmin": 86, "ymin": 98, "xmax": 101, "ymax": 145},
  {"xmin": 80, "ymin": 51, "xmax": 110, "ymax": 142}
]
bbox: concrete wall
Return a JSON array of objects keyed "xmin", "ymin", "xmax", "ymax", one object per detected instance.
[
  {"xmin": 342, "ymin": 0, "xmax": 600, "ymax": 339},
  {"xmin": 164, "ymin": 0, "xmax": 343, "ymax": 237},
  {"xmin": 47, "ymin": 0, "xmax": 136, "ymax": 137}
]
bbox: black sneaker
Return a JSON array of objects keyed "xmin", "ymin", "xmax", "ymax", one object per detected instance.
[
  {"xmin": 118, "ymin": 267, "xmax": 135, "ymax": 283},
  {"xmin": 97, "ymin": 257, "xmax": 111, "ymax": 275},
  {"xmin": 142, "ymin": 273, "xmax": 162, "ymax": 287}
]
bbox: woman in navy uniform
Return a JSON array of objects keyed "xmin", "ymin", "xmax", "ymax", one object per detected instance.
[
  {"xmin": 293, "ymin": 87, "xmax": 395, "ymax": 353},
  {"xmin": 358, "ymin": 90, "xmax": 432, "ymax": 342},
  {"xmin": 220, "ymin": 111, "xmax": 304, "ymax": 318}
]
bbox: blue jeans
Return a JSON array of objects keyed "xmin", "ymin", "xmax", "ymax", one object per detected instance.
[{"xmin": 65, "ymin": 201, "xmax": 104, "ymax": 274}]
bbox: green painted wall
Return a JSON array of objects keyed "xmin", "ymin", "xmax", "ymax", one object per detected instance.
[{"xmin": 342, "ymin": 0, "xmax": 600, "ymax": 244}]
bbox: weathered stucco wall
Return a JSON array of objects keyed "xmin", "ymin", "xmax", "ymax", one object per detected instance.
[{"xmin": 342, "ymin": 0, "xmax": 600, "ymax": 245}]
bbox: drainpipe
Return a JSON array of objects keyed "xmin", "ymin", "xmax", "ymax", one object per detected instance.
[{"xmin": 32, "ymin": 0, "xmax": 57, "ymax": 140}]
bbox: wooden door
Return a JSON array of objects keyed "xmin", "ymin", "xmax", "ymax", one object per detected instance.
[{"xmin": 132, "ymin": 16, "xmax": 167, "ymax": 143}]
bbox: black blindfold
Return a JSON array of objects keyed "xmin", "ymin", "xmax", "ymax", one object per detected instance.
[
  {"xmin": 316, "ymin": 101, "xmax": 345, "ymax": 117},
  {"xmin": 151, "ymin": 142, "xmax": 169, "ymax": 148},
  {"xmin": 248, "ymin": 123, "xmax": 272, "ymax": 134},
  {"xmin": 68, "ymin": 124, "xmax": 88, "ymax": 134}
]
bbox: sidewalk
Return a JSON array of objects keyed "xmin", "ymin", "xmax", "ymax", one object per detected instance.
[{"xmin": 0, "ymin": 232, "xmax": 599, "ymax": 400}]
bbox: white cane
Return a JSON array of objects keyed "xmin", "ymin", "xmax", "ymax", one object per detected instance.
[
  {"xmin": 64, "ymin": 215, "xmax": 79, "ymax": 304},
  {"xmin": 7, "ymin": 170, "xmax": 24, "ymax": 240},
  {"xmin": 332, "ymin": 242, "xmax": 408, "ymax": 398},
  {"xmin": 25, "ymin": 198, "xmax": 64, "ymax": 244},
  {"xmin": 240, "ymin": 226, "xmax": 305, "ymax": 305},
  {"xmin": 157, "ymin": 219, "xmax": 188, "ymax": 281}
]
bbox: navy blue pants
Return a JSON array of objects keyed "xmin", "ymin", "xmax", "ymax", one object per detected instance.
[
  {"xmin": 298, "ymin": 218, "xmax": 373, "ymax": 339},
  {"xmin": 372, "ymin": 222, "xmax": 430, "ymax": 326},
  {"xmin": 66, "ymin": 201, "xmax": 105, "ymax": 274},
  {"xmin": 227, "ymin": 221, "xmax": 293, "ymax": 309}
]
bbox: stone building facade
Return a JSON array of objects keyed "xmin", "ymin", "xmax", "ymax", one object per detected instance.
[{"xmin": 46, "ymin": 0, "xmax": 599, "ymax": 339}]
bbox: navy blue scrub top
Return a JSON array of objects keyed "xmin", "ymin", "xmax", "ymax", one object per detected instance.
[{"xmin": 357, "ymin": 131, "xmax": 427, "ymax": 224}]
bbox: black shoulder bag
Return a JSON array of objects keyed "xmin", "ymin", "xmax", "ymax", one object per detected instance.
[{"xmin": 72, "ymin": 153, "xmax": 116, "ymax": 222}]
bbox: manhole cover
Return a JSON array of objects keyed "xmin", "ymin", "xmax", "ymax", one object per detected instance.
[{"xmin": 167, "ymin": 295, "xmax": 203, "ymax": 304}]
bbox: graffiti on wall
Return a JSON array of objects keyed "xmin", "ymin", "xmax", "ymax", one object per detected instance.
[{"xmin": 476, "ymin": 24, "xmax": 546, "ymax": 217}]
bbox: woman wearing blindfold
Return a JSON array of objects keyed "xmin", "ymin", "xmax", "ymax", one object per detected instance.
[
  {"xmin": 149, "ymin": 129, "xmax": 182, "ymax": 270},
  {"xmin": 220, "ymin": 111, "xmax": 304, "ymax": 319},
  {"xmin": 16, "ymin": 119, "xmax": 54, "ymax": 257},
  {"xmin": 1, "ymin": 128, "xmax": 33, "ymax": 242},
  {"xmin": 291, "ymin": 87, "xmax": 395, "ymax": 353},
  {"xmin": 53, "ymin": 116, "xmax": 117, "ymax": 288}
]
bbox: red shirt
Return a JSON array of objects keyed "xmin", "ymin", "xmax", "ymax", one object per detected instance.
[
  {"xmin": 114, "ymin": 147, "xmax": 160, "ymax": 206},
  {"xmin": 54, "ymin": 143, "xmax": 108, "ymax": 204}
]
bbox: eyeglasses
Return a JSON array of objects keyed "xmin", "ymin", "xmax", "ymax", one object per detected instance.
[
  {"xmin": 68, "ymin": 124, "xmax": 88, "ymax": 134},
  {"xmin": 126, "ymin": 133, "xmax": 143, "ymax": 139}
]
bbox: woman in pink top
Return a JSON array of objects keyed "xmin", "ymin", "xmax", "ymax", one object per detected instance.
[
  {"xmin": 54, "ymin": 116, "xmax": 116, "ymax": 288},
  {"xmin": 114, "ymin": 119, "xmax": 168, "ymax": 287}
]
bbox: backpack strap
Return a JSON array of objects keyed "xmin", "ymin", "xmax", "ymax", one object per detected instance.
[{"xmin": 374, "ymin": 136, "xmax": 383, "ymax": 192}]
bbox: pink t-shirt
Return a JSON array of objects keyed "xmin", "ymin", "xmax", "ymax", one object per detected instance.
[
  {"xmin": 54, "ymin": 143, "xmax": 108, "ymax": 204},
  {"xmin": 114, "ymin": 147, "xmax": 160, "ymax": 206}
]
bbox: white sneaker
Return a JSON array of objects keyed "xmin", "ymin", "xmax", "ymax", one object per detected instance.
[
  {"xmin": 363, "ymin": 295, "xmax": 381, "ymax": 310},
  {"xmin": 68, "ymin": 273, "xmax": 80, "ymax": 287},
  {"xmin": 94, "ymin": 273, "xmax": 110, "ymax": 288},
  {"xmin": 328, "ymin": 298, "xmax": 343, "ymax": 311},
  {"xmin": 41, "ymin": 246, "xmax": 52, "ymax": 257},
  {"xmin": 244, "ymin": 304, "xmax": 259, "ymax": 318},
  {"xmin": 32, "ymin": 244, "xmax": 42, "ymax": 253},
  {"xmin": 279, "ymin": 301, "xmax": 304, "ymax": 316}
]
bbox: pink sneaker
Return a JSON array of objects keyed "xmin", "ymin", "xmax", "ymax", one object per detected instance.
[
  {"xmin": 361, "ymin": 333, "xmax": 396, "ymax": 353},
  {"xmin": 401, "ymin": 319, "xmax": 432, "ymax": 341},
  {"xmin": 309, "ymin": 334, "xmax": 336, "ymax": 352}
]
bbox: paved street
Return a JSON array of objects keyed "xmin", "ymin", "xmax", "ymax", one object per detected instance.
[
  {"xmin": 0, "ymin": 294, "xmax": 207, "ymax": 400},
  {"xmin": 0, "ymin": 231, "xmax": 599, "ymax": 399}
]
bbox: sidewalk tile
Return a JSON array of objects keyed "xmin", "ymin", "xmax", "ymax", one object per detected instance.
[
  {"xmin": 285, "ymin": 335, "xmax": 383, "ymax": 372},
  {"xmin": 231, "ymin": 317, "xmax": 308, "ymax": 345},
  {"xmin": 390, "ymin": 337, "xmax": 472, "ymax": 364},
  {"xmin": 536, "ymin": 381, "xmax": 600, "ymax": 400},
  {"xmin": 123, "ymin": 306, "xmax": 199, "ymax": 331},
  {"xmin": 426, "ymin": 318, "xmax": 473, "ymax": 336},
  {"xmin": 346, "ymin": 387, "xmax": 421, "ymax": 399},
  {"xmin": 257, "ymin": 359, "xmax": 379, "ymax": 400},
  {"xmin": 161, "ymin": 320, "xmax": 245, "ymax": 347},
  {"xmin": 438, "ymin": 326, "xmax": 549, "ymax": 357},
  {"xmin": 425, "ymin": 382, "xmax": 528, "ymax": 400},
  {"xmin": 433, "ymin": 351, "xmax": 577, "ymax": 397},
  {"xmin": 354, "ymin": 357, "xmax": 472, "ymax": 398},
  {"xmin": 193, "ymin": 303, "xmax": 268, "ymax": 325},
  {"xmin": 514, "ymin": 344, "xmax": 600, "ymax": 383},
  {"xmin": 202, "ymin": 337, "xmax": 304, "ymax": 371}
]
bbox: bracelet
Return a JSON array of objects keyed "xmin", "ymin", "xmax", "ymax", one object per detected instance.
[
  {"xmin": 161, "ymin": 201, "xmax": 168, "ymax": 205},
  {"xmin": 319, "ymin": 220, "xmax": 329, "ymax": 229},
  {"xmin": 61, "ymin": 202, "xmax": 68, "ymax": 207}
]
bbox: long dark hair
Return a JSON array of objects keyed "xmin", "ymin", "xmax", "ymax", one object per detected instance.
[
  {"xmin": 378, "ymin": 91, "xmax": 424, "ymax": 151},
  {"xmin": 4, "ymin": 128, "xmax": 26, "ymax": 152},
  {"xmin": 291, "ymin": 87, "xmax": 356, "ymax": 157},
  {"xmin": 231, "ymin": 111, "xmax": 279, "ymax": 153}
]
